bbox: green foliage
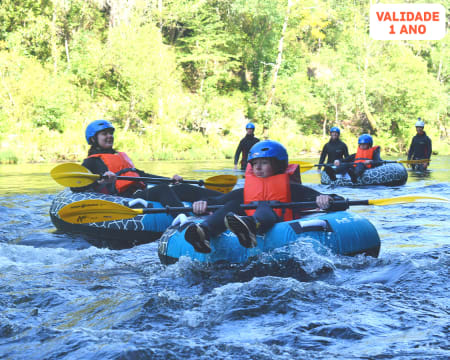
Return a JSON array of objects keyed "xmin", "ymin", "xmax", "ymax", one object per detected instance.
[{"xmin": 0, "ymin": 0, "xmax": 448, "ymax": 163}]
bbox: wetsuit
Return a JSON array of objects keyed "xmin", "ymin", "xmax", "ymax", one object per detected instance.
[
  {"xmin": 408, "ymin": 132, "xmax": 432, "ymax": 169},
  {"xmin": 318, "ymin": 139, "xmax": 349, "ymax": 169},
  {"xmin": 234, "ymin": 135, "xmax": 260, "ymax": 170}
]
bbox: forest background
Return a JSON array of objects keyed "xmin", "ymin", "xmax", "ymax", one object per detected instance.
[{"xmin": 0, "ymin": 0, "xmax": 448, "ymax": 164}]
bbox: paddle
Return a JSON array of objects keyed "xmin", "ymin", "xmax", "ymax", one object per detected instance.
[
  {"xmin": 292, "ymin": 159, "xmax": 430, "ymax": 173},
  {"xmin": 50, "ymin": 163, "xmax": 237, "ymax": 193},
  {"xmin": 58, "ymin": 195, "xmax": 448, "ymax": 224}
]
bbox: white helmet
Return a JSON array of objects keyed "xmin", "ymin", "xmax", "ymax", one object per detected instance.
[{"xmin": 415, "ymin": 118, "xmax": 424, "ymax": 127}]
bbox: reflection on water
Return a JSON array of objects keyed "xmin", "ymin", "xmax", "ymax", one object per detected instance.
[{"xmin": 1, "ymin": 156, "xmax": 448, "ymax": 195}]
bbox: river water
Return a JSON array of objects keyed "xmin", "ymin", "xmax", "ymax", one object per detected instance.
[{"xmin": 0, "ymin": 157, "xmax": 449, "ymax": 359}]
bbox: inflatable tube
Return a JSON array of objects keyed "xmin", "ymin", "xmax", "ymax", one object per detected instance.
[
  {"xmin": 158, "ymin": 211, "xmax": 380, "ymax": 265},
  {"xmin": 50, "ymin": 189, "xmax": 187, "ymax": 249},
  {"xmin": 321, "ymin": 163, "xmax": 407, "ymax": 186}
]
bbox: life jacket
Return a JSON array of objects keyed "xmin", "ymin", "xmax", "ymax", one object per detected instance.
[
  {"xmin": 243, "ymin": 164, "xmax": 300, "ymax": 221},
  {"xmin": 354, "ymin": 146, "xmax": 379, "ymax": 169},
  {"xmin": 88, "ymin": 152, "xmax": 144, "ymax": 194}
]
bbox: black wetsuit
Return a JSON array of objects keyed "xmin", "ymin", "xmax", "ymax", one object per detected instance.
[
  {"xmin": 318, "ymin": 139, "xmax": 349, "ymax": 169},
  {"xmin": 408, "ymin": 132, "xmax": 432, "ymax": 169},
  {"xmin": 234, "ymin": 135, "xmax": 260, "ymax": 170}
]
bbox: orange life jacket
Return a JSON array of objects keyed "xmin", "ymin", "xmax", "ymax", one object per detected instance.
[
  {"xmin": 243, "ymin": 164, "xmax": 299, "ymax": 221},
  {"xmin": 354, "ymin": 146, "xmax": 379, "ymax": 169},
  {"xmin": 88, "ymin": 152, "xmax": 144, "ymax": 194}
]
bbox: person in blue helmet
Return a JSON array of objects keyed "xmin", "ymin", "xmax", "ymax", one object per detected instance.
[
  {"xmin": 234, "ymin": 122, "xmax": 260, "ymax": 170},
  {"xmin": 407, "ymin": 118, "xmax": 432, "ymax": 170},
  {"xmin": 184, "ymin": 140, "xmax": 344, "ymax": 253},
  {"xmin": 318, "ymin": 126, "xmax": 349, "ymax": 170},
  {"xmin": 73, "ymin": 120, "xmax": 222, "ymax": 206},
  {"xmin": 324, "ymin": 134, "xmax": 382, "ymax": 183}
]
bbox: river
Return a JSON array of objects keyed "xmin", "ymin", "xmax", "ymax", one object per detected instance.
[{"xmin": 0, "ymin": 157, "xmax": 449, "ymax": 359}]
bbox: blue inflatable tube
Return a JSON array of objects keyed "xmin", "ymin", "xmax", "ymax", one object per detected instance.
[{"xmin": 158, "ymin": 211, "xmax": 380, "ymax": 265}]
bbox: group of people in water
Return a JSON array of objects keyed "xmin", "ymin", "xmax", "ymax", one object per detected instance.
[
  {"xmin": 74, "ymin": 118, "xmax": 432, "ymax": 254},
  {"xmin": 235, "ymin": 119, "xmax": 432, "ymax": 182}
]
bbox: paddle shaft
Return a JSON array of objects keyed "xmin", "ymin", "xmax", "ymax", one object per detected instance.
[
  {"xmin": 58, "ymin": 195, "xmax": 448, "ymax": 224},
  {"xmin": 134, "ymin": 200, "xmax": 354, "ymax": 214},
  {"xmin": 50, "ymin": 163, "xmax": 237, "ymax": 192},
  {"xmin": 108, "ymin": 175, "xmax": 208, "ymax": 186}
]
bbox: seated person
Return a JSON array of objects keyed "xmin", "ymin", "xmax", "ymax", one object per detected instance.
[
  {"xmin": 184, "ymin": 140, "xmax": 343, "ymax": 253},
  {"xmin": 324, "ymin": 134, "xmax": 382, "ymax": 183},
  {"xmin": 73, "ymin": 120, "xmax": 221, "ymax": 208}
]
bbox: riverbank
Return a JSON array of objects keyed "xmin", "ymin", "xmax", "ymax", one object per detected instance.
[{"xmin": 1, "ymin": 130, "xmax": 448, "ymax": 164}]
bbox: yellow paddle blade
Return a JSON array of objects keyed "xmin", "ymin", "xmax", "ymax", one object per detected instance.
[
  {"xmin": 368, "ymin": 195, "xmax": 448, "ymax": 206},
  {"xmin": 58, "ymin": 199, "xmax": 143, "ymax": 224},
  {"xmin": 398, "ymin": 159, "xmax": 430, "ymax": 164},
  {"xmin": 204, "ymin": 175, "xmax": 237, "ymax": 193},
  {"xmin": 290, "ymin": 161, "xmax": 315, "ymax": 173},
  {"xmin": 51, "ymin": 163, "xmax": 100, "ymax": 187}
]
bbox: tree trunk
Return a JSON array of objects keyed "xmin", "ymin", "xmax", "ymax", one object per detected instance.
[
  {"xmin": 334, "ymin": 89, "xmax": 338, "ymax": 125},
  {"xmin": 362, "ymin": 54, "xmax": 377, "ymax": 131},
  {"xmin": 266, "ymin": 0, "xmax": 292, "ymax": 107},
  {"xmin": 51, "ymin": 8, "xmax": 58, "ymax": 75},
  {"xmin": 0, "ymin": 69, "xmax": 15, "ymax": 107},
  {"xmin": 437, "ymin": 58, "xmax": 442, "ymax": 83},
  {"xmin": 65, "ymin": 36, "xmax": 71, "ymax": 69}
]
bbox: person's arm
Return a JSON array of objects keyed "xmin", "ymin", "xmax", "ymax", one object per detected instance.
[
  {"xmin": 290, "ymin": 184, "xmax": 321, "ymax": 202},
  {"xmin": 205, "ymin": 188, "xmax": 244, "ymax": 205},
  {"xmin": 372, "ymin": 147, "xmax": 382, "ymax": 165},
  {"xmin": 234, "ymin": 140, "xmax": 244, "ymax": 166},
  {"xmin": 341, "ymin": 153, "xmax": 355, "ymax": 163},
  {"xmin": 343, "ymin": 142, "xmax": 349, "ymax": 158},
  {"xmin": 427, "ymin": 137, "xmax": 432, "ymax": 158},
  {"xmin": 290, "ymin": 184, "xmax": 344, "ymax": 211},
  {"xmin": 407, "ymin": 138, "xmax": 415, "ymax": 160},
  {"xmin": 318, "ymin": 143, "xmax": 328, "ymax": 169},
  {"xmin": 71, "ymin": 157, "xmax": 109, "ymax": 192}
]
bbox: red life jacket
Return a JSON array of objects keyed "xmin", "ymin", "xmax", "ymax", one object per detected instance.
[
  {"xmin": 354, "ymin": 146, "xmax": 379, "ymax": 169},
  {"xmin": 243, "ymin": 164, "xmax": 299, "ymax": 221},
  {"xmin": 88, "ymin": 152, "xmax": 144, "ymax": 194}
]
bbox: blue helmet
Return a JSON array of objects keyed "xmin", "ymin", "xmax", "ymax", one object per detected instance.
[
  {"xmin": 85, "ymin": 120, "xmax": 115, "ymax": 144},
  {"xmin": 247, "ymin": 140, "xmax": 288, "ymax": 162},
  {"xmin": 358, "ymin": 134, "xmax": 373, "ymax": 146},
  {"xmin": 246, "ymin": 122, "xmax": 255, "ymax": 129},
  {"xmin": 330, "ymin": 126, "xmax": 340, "ymax": 135}
]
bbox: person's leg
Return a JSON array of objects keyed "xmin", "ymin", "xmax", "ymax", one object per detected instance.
[
  {"xmin": 202, "ymin": 199, "xmax": 244, "ymax": 236},
  {"xmin": 225, "ymin": 202, "xmax": 279, "ymax": 248},
  {"xmin": 139, "ymin": 184, "xmax": 184, "ymax": 207},
  {"xmin": 184, "ymin": 199, "xmax": 243, "ymax": 253},
  {"xmin": 252, "ymin": 202, "xmax": 279, "ymax": 232},
  {"xmin": 171, "ymin": 183, "xmax": 223, "ymax": 202},
  {"xmin": 335, "ymin": 163, "xmax": 352, "ymax": 175},
  {"xmin": 353, "ymin": 163, "xmax": 366, "ymax": 178},
  {"xmin": 323, "ymin": 166, "xmax": 337, "ymax": 180}
]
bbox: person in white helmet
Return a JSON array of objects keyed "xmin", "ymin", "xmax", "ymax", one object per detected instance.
[{"xmin": 407, "ymin": 118, "xmax": 432, "ymax": 170}]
